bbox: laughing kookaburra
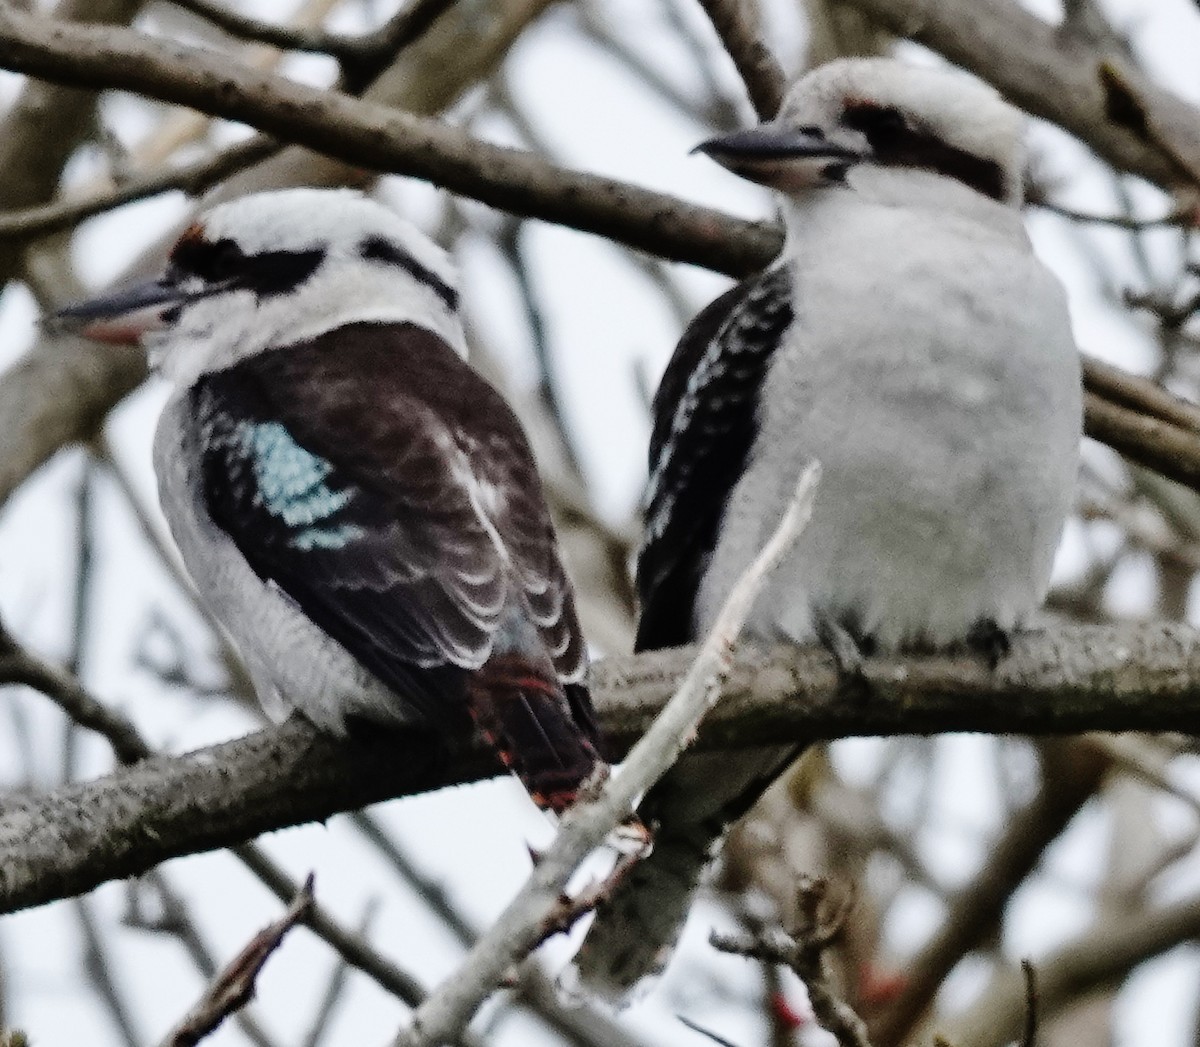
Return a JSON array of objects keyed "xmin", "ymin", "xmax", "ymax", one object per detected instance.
[
  {"xmin": 575, "ymin": 58, "xmax": 1082, "ymax": 997},
  {"xmin": 53, "ymin": 188, "xmax": 604, "ymax": 814}
]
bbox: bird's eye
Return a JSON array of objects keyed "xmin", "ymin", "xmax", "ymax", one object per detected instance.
[
  {"xmin": 169, "ymin": 235, "xmax": 246, "ymax": 284},
  {"xmin": 206, "ymin": 240, "xmax": 244, "ymax": 279},
  {"xmin": 842, "ymin": 102, "xmax": 908, "ymax": 140}
]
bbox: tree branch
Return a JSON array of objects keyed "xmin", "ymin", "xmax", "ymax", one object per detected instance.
[
  {"xmin": 0, "ymin": 136, "xmax": 279, "ymax": 243},
  {"xmin": 694, "ymin": 0, "xmax": 786, "ymax": 119},
  {"xmin": 4, "ymin": 620, "xmax": 1200, "ymax": 918},
  {"xmin": 870, "ymin": 740, "xmax": 1111, "ymax": 1047},
  {"xmin": 0, "ymin": 9, "xmax": 779, "ymax": 277},
  {"xmin": 393, "ymin": 461, "xmax": 820, "ymax": 1047},
  {"xmin": 161, "ymin": 875, "xmax": 313, "ymax": 1047},
  {"xmin": 836, "ymin": 0, "xmax": 1200, "ymax": 191},
  {"xmin": 2, "ymin": 9, "xmax": 1200, "ymax": 521}
]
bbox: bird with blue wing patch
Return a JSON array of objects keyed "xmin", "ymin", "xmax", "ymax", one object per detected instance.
[{"xmin": 51, "ymin": 188, "xmax": 604, "ymax": 816}]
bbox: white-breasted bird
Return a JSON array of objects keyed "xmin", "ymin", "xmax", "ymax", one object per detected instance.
[
  {"xmin": 575, "ymin": 58, "xmax": 1082, "ymax": 996},
  {"xmin": 52, "ymin": 188, "xmax": 604, "ymax": 814}
]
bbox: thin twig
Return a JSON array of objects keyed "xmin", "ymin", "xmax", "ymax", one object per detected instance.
[
  {"xmin": 300, "ymin": 898, "xmax": 379, "ymax": 1047},
  {"xmin": 165, "ymin": 0, "xmax": 454, "ymax": 75},
  {"xmin": 710, "ymin": 877, "xmax": 872, "ymax": 1047},
  {"xmin": 1019, "ymin": 959, "xmax": 1039, "ymax": 1047},
  {"xmin": 0, "ymin": 619, "xmax": 152, "ymax": 764},
  {"xmin": 0, "ymin": 136, "xmax": 279, "ymax": 243},
  {"xmin": 394, "ymin": 461, "xmax": 822, "ymax": 1047},
  {"xmin": 347, "ymin": 811, "xmax": 650, "ymax": 1047},
  {"xmin": 75, "ymin": 895, "xmax": 143, "ymax": 1047},
  {"xmin": 1031, "ymin": 197, "xmax": 1190, "ymax": 230},
  {"xmin": 677, "ymin": 1015, "xmax": 741, "ymax": 1047},
  {"xmin": 125, "ymin": 871, "xmax": 279, "ymax": 1047},
  {"xmin": 530, "ymin": 852, "xmax": 643, "ymax": 950},
  {"xmin": 161, "ymin": 875, "xmax": 314, "ymax": 1047}
]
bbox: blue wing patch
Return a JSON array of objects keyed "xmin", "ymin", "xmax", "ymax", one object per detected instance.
[{"xmin": 235, "ymin": 421, "xmax": 364, "ymax": 551}]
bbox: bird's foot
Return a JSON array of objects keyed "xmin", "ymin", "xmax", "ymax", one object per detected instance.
[
  {"xmin": 816, "ymin": 618, "xmax": 873, "ymax": 699},
  {"xmin": 966, "ymin": 618, "xmax": 1012, "ymax": 669}
]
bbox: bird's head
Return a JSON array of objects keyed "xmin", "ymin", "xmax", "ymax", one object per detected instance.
[
  {"xmin": 694, "ymin": 58, "xmax": 1024, "ymax": 206},
  {"xmin": 49, "ymin": 187, "xmax": 465, "ymax": 384}
]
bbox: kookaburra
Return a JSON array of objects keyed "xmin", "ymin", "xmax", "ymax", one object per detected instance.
[
  {"xmin": 53, "ymin": 188, "xmax": 604, "ymax": 814},
  {"xmin": 576, "ymin": 58, "xmax": 1082, "ymax": 996}
]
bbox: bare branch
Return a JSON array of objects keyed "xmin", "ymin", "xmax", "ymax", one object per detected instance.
[
  {"xmin": 835, "ymin": 0, "xmax": 1200, "ymax": 191},
  {"xmin": 0, "ymin": 136, "xmax": 279, "ymax": 243},
  {"xmin": 1083, "ymin": 356, "xmax": 1200, "ymax": 434},
  {"xmin": 347, "ymin": 812, "xmax": 652, "ymax": 1047},
  {"xmin": 393, "ymin": 462, "xmax": 821, "ymax": 1047},
  {"xmin": 161, "ymin": 875, "xmax": 313, "ymax": 1047},
  {"xmin": 10, "ymin": 618, "xmax": 1200, "ymax": 917},
  {"xmin": 870, "ymin": 742, "xmax": 1111, "ymax": 1047},
  {"xmin": 1020, "ymin": 959, "xmax": 1039, "ymax": 1047},
  {"xmin": 0, "ymin": 619, "xmax": 152, "ymax": 765},
  {"xmin": 694, "ymin": 0, "xmax": 786, "ymax": 119},
  {"xmin": 711, "ymin": 878, "xmax": 873, "ymax": 1047},
  {"xmin": 0, "ymin": 8, "xmax": 779, "ymax": 277},
  {"xmin": 1083, "ymin": 391, "xmax": 1200, "ymax": 491}
]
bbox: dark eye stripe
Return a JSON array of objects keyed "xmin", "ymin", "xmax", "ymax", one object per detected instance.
[
  {"xmin": 359, "ymin": 235, "xmax": 459, "ymax": 311},
  {"xmin": 170, "ymin": 236, "xmax": 324, "ymax": 298},
  {"xmin": 843, "ymin": 102, "xmax": 1007, "ymax": 202}
]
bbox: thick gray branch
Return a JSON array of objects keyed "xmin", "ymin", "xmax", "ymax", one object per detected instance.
[{"xmin": 3, "ymin": 622, "xmax": 1200, "ymax": 917}]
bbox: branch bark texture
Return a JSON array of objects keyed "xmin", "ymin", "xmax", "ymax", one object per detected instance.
[
  {"xmin": 0, "ymin": 10, "xmax": 778, "ymax": 277},
  {"xmin": 3, "ymin": 621, "xmax": 1200, "ymax": 918}
]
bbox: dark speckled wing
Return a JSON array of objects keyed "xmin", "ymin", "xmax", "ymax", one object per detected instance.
[
  {"xmin": 637, "ymin": 264, "xmax": 794, "ymax": 652},
  {"xmin": 192, "ymin": 321, "xmax": 600, "ymax": 802}
]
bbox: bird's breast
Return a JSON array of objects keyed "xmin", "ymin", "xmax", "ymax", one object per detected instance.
[{"xmin": 698, "ymin": 205, "xmax": 1081, "ymax": 650}]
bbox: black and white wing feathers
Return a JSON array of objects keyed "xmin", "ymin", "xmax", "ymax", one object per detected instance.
[
  {"xmin": 637, "ymin": 264, "xmax": 795, "ymax": 651},
  {"xmin": 191, "ymin": 322, "xmax": 600, "ymax": 801}
]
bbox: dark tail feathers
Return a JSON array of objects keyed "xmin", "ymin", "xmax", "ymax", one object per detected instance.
[{"xmin": 466, "ymin": 654, "xmax": 603, "ymax": 813}]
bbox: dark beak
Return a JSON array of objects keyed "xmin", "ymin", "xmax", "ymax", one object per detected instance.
[
  {"xmin": 43, "ymin": 279, "xmax": 183, "ymax": 345},
  {"xmin": 692, "ymin": 125, "xmax": 868, "ymax": 191},
  {"xmin": 44, "ymin": 276, "xmax": 231, "ymax": 345}
]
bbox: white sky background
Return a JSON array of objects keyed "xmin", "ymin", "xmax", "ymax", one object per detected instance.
[{"xmin": 2, "ymin": 0, "xmax": 1200, "ymax": 1045}]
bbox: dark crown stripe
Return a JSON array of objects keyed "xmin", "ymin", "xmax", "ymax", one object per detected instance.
[
  {"xmin": 359, "ymin": 235, "xmax": 459, "ymax": 311},
  {"xmin": 843, "ymin": 102, "xmax": 1007, "ymax": 202}
]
